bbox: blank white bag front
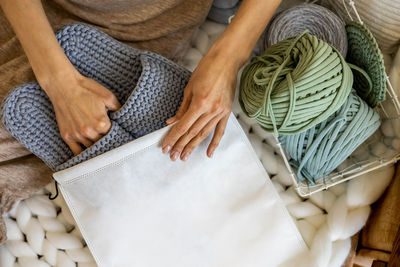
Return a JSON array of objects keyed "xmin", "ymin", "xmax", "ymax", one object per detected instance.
[{"xmin": 53, "ymin": 115, "xmax": 307, "ymax": 267}]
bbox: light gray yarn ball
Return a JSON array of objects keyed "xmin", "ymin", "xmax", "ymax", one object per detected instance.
[{"xmin": 264, "ymin": 3, "xmax": 348, "ymax": 57}]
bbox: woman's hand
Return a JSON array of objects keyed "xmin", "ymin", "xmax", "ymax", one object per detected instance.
[
  {"xmin": 161, "ymin": 0, "xmax": 282, "ymax": 161},
  {"xmin": 43, "ymin": 70, "xmax": 121, "ymax": 155},
  {"xmin": 162, "ymin": 51, "xmax": 237, "ymax": 161},
  {"xmin": 1, "ymin": 0, "xmax": 121, "ymax": 155}
]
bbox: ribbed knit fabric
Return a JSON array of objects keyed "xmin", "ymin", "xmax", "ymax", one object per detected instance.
[
  {"xmin": 1, "ymin": 23, "xmax": 191, "ymax": 171},
  {"xmin": 346, "ymin": 21, "xmax": 386, "ymax": 107}
]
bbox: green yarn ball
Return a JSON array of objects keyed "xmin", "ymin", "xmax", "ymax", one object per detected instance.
[{"xmin": 239, "ymin": 31, "xmax": 353, "ymax": 136}]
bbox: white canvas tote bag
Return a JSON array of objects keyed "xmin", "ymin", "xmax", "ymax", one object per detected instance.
[{"xmin": 53, "ymin": 114, "xmax": 307, "ymax": 267}]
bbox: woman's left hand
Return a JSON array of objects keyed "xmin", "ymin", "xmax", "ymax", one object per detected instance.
[
  {"xmin": 161, "ymin": 0, "xmax": 282, "ymax": 161},
  {"xmin": 162, "ymin": 50, "xmax": 238, "ymax": 161}
]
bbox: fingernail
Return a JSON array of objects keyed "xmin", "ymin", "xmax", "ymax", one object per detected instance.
[
  {"xmin": 171, "ymin": 151, "xmax": 179, "ymax": 161},
  {"xmin": 162, "ymin": 145, "xmax": 171, "ymax": 154},
  {"xmin": 208, "ymin": 151, "xmax": 214, "ymax": 158},
  {"xmin": 181, "ymin": 152, "xmax": 189, "ymax": 161}
]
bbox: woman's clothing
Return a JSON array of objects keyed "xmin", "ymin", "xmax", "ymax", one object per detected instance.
[
  {"xmin": 0, "ymin": 0, "xmax": 212, "ymax": 243},
  {"xmin": 52, "ymin": 0, "xmax": 213, "ymax": 61}
]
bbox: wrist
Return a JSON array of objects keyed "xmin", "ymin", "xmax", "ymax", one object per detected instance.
[
  {"xmin": 37, "ymin": 62, "xmax": 81, "ymax": 98},
  {"xmin": 206, "ymin": 42, "xmax": 250, "ymax": 72},
  {"xmin": 206, "ymin": 26, "xmax": 256, "ymax": 71}
]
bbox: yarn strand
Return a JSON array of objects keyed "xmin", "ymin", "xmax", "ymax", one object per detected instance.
[
  {"xmin": 239, "ymin": 31, "xmax": 353, "ymax": 136},
  {"xmin": 280, "ymin": 90, "xmax": 380, "ymax": 184}
]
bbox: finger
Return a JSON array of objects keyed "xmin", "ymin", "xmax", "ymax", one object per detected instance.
[
  {"xmin": 162, "ymin": 105, "xmax": 204, "ymax": 154},
  {"xmin": 65, "ymin": 139, "xmax": 84, "ymax": 155},
  {"xmin": 88, "ymin": 132, "xmax": 103, "ymax": 143},
  {"xmin": 83, "ymin": 78, "xmax": 121, "ymax": 111},
  {"xmin": 84, "ymin": 130, "xmax": 104, "ymax": 143},
  {"xmin": 76, "ymin": 134, "xmax": 94, "ymax": 148},
  {"xmin": 80, "ymin": 125, "xmax": 104, "ymax": 142},
  {"xmin": 169, "ymin": 113, "xmax": 217, "ymax": 161},
  {"xmin": 103, "ymin": 93, "xmax": 121, "ymax": 111},
  {"xmin": 180, "ymin": 115, "xmax": 222, "ymax": 161},
  {"xmin": 94, "ymin": 117, "xmax": 112, "ymax": 135},
  {"xmin": 207, "ymin": 115, "xmax": 229, "ymax": 158},
  {"xmin": 167, "ymin": 91, "xmax": 192, "ymax": 125}
]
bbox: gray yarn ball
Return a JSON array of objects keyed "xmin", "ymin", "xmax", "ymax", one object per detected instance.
[{"xmin": 264, "ymin": 3, "xmax": 348, "ymax": 57}]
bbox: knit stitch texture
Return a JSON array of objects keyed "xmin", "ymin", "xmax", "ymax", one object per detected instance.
[{"xmin": 1, "ymin": 23, "xmax": 191, "ymax": 171}]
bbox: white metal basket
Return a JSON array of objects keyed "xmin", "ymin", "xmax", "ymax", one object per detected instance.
[{"xmin": 274, "ymin": 1, "xmax": 400, "ymax": 197}]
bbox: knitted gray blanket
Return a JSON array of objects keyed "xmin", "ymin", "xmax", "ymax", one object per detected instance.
[{"xmin": 1, "ymin": 23, "xmax": 191, "ymax": 172}]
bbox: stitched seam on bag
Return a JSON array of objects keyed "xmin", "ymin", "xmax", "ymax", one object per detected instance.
[
  {"xmin": 61, "ymin": 187, "xmax": 105, "ymax": 266},
  {"xmin": 63, "ymin": 142, "xmax": 156, "ymax": 184}
]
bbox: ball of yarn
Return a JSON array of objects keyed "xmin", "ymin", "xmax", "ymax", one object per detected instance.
[
  {"xmin": 239, "ymin": 31, "xmax": 353, "ymax": 136},
  {"xmin": 346, "ymin": 21, "xmax": 386, "ymax": 107},
  {"xmin": 280, "ymin": 90, "xmax": 381, "ymax": 184},
  {"xmin": 264, "ymin": 3, "xmax": 348, "ymax": 57}
]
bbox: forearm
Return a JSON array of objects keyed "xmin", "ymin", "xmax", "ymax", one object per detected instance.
[
  {"xmin": 208, "ymin": 0, "xmax": 282, "ymax": 70},
  {"xmin": 0, "ymin": 0, "xmax": 76, "ymax": 96}
]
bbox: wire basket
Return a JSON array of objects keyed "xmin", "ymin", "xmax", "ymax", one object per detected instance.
[
  {"xmin": 231, "ymin": 0, "xmax": 399, "ymax": 197},
  {"xmin": 266, "ymin": 1, "xmax": 400, "ymax": 197}
]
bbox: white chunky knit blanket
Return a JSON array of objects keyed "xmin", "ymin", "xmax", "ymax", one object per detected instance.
[{"xmin": 1, "ymin": 19, "xmax": 399, "ymax": 267}]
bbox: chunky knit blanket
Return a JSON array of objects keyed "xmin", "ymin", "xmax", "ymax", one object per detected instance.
[
  {"xmin": 1, "ymin": 17, "xmax": 398, "ymax": 267},
  {"xmin": 1, "ymin": 23, "xmax": 190, "ymax": 172}
]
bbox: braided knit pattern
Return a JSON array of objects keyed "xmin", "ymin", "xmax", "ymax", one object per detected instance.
[
  {"xmin": 1, "ymin": 187, "xmax": 96, "ymax": 267},
  {"xmin": 264, "ymin": 3, "xmax": 348, "ymax": 57},
  {"xmin": 239, "ymin": 32, "xmax": 353, "ymax": 136},
  {"xmin": 346, "ymin": 21, "xmax": 386, "ymax": 107},
  {"xmin": 280, "ymin": 90, "xmax": 381, "ymax": 184},
  {"xmin": 235, "ymin": 111, "xmax": 394, "ymax": 267},
  {"xmin": 1, "ymin": 23, "xmax": 190, "ymax": 172}
]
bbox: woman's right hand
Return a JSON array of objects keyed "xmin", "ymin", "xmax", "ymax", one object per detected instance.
[
  {"xmin": 1, "ymin": 0, "xmax": 121, "ymax": 155},
  {"xmin": 42, "ymin": 70, "xmax": 121, "ymax": 155}
]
